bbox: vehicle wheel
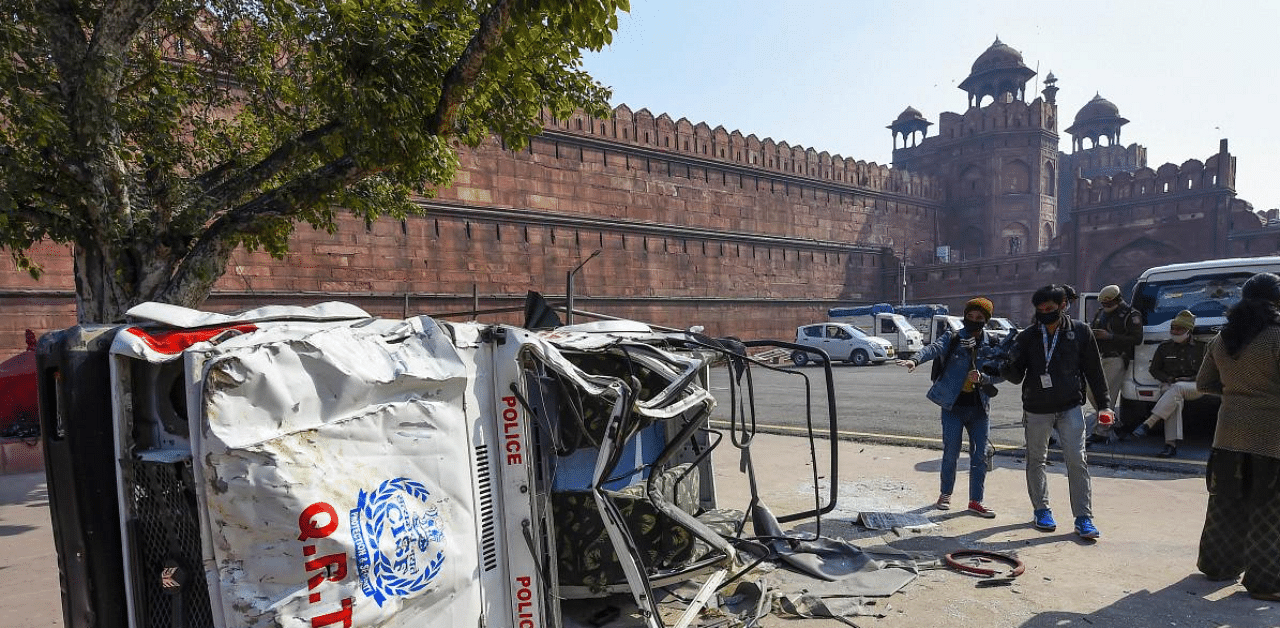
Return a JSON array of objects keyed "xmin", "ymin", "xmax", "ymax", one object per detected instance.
[
  {"xmin": 791, "ymin": 350, "xmax": 810, "ymax": 367},
  {"xmin": 849, "ymin": 349, "xmax": 870, "ymax": 366}
]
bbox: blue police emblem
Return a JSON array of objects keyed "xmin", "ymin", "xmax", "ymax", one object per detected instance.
[{"xmin": 349, "ymin": 478, "xmax": 446, "ymax": 606}]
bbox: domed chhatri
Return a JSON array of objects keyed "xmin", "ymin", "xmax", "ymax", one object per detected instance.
[
  {"xmin": 970, "ymin": 38, "xmax": 1028, "ymax": 74},
  {"xmin": 958, "ymin": 38, "xmax": 1037, "ymax": 109},
  {"xmin": 1073, "ymin": 93, "xmax": 1124, "ymax": 124},
  {"xmin": 888, "ymin": 106, "xmax": 933, "ymax": 149},
  {"xmin": 894, "ymin": 106, "xmax": 926, "ymax": 123},
  {"xmin": 1065, "ymin": 93, "xmax": 1130, "ymax": 150}
]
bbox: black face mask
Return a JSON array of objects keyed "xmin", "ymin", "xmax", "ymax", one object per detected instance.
[
  {"xmin": 1035, "ymin": 310, "xmax": 1061, "ymax": 325},
  {"xmin": 962, "ymin": 319, "xmax": 985, "ymax": 334}
]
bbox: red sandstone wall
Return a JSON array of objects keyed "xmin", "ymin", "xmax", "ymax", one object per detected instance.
[
  {"xmin": 441, "ymin": 134, "xmax": 939, "ymax": 249},
  {"xmin": 4, "ymin": 109, "xmax": 1271, "ymax": 358},
  {"xmin": 0, "ymin": 241, "xmax": 77, "ymax": 357},
  {"xmin": 905, "ymin": 252, "xmax": 1074, "ymax": 327},
  {"xmin": 0, "ymin": 122, "xmax": 943, "ymax": 354},
  {"xmin": 1066, "ymin": 151, "xmax": 1239, "ymax": 291},
  {"xmin": 0, "ymin": 218, "xmax": 852, "ymax": 354}
]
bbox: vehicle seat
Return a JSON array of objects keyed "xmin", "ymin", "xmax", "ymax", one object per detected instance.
[{"xmin": 552, "ymin": 462, "xmax": 741, "ymax": 594}]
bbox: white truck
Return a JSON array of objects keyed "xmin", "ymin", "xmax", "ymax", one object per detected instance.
[
  {"xmin": 985, "ymin": 317, "xmax": 1018, "ymax": 342},
  {"xmin": 923, "ymin": 314, "xmax": 963, "ymax": 345},
  {"xmin": 918, "ymin": 315, "xmax": 1014, "ymax": 346},
  {"xmin": 830, "ymin": 304, "xmax": 1011, "ymax": 349},
  {"xmin": 826, "ymin": 304, "xmax": 924, "ymax": 357}
]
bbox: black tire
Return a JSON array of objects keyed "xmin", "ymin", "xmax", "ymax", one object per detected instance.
[
  {"xmin": 849, "ymin": 349, "xmax": 870, "ymax": 367},
  {"xmin": 791, "ymin": 350, "xmax": 810, "ymax": 367}
]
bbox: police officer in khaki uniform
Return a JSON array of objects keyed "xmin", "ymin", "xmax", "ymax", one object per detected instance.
[
  {"xmin": 1087, "ymin": 284, "xmax": 1144, "ymax": 443},
  {"xmin": 1130, "ymin": 310, "xmax": 1207, "ymax": 457}
]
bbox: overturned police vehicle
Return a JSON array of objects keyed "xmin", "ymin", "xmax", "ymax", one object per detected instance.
[{"xmin": 39, "ymin": 300, "xmax": 846, "ymax": 628}]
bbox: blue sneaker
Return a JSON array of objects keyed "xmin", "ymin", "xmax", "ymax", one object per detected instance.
[
  {"xmin": 1033, "ymin": 508, "xmax": 1056, "ymax": 531},
  {"xmin": 1075, "ymin": 516, "xmax": 1101, "ymax": 539}
]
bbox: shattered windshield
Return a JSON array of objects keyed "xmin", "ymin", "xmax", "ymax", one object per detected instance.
[{"xmin": 1132, "ymin": 272, "xmax": 1255, "ymax": 325}]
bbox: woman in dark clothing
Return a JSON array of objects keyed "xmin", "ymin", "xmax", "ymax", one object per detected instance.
[{"xmin": 1195, "ymin": 272, "xmax": 1280, "ymax": 601}]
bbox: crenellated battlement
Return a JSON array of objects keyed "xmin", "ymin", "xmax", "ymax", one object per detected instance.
[
  {"xmin": 932, "ymin": 97, "xmax": 1056, "ymax": 143},
  {"xmin": 1066, "ymin": 143, "xmax": 1146, "ymax": 176},
  {"xmin": 1074, "ymin": 147, "xmax": 1236, "ymax": 209},
  {"xmin": 891, "ymin": 97, "xmax": 1057, "ymax": 163},
  {"xmin": 542, "ymin": 104, "xmax": 944, "ymax": 200}
]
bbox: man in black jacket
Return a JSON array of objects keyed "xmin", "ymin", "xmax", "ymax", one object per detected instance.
[{"xmin": 1002, "ymin": 285, "xmax": 1115, "ymax": 540}]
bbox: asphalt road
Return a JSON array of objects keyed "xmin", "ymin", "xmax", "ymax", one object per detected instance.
[
  {"xmin": 706, "ymin": 360, "xmax": 1028, "ymax": 447},
  {"xmin": 704, "ymin": 359, "xmax": 1214, "ymax": 470}
]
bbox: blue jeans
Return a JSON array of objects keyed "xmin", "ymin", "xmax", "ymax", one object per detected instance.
[{"xmin": 940, "ymin": 404, "xmax": 990, "ymax": 502}]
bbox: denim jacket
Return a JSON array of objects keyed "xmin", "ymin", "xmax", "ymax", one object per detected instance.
[{"xmin": 915, "ymin": 329, "xmax": 1001, "ymax": 411}]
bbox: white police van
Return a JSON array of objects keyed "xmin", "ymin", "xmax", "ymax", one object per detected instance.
[
  {"xmin": 37, "ymin": 302, "xmax": 773, "ymax": 628},
  {"xmin": 1114, "ymin": 256, "xmax": 1280, "ymax": 420}
]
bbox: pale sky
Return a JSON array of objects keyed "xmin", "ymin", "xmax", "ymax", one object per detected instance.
[{"xmin": 581, "ymin": 0, "xmax": 1280, "ymax": 213}]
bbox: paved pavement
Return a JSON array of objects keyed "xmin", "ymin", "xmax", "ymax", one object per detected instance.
[
  {"xmin": 707, "ymin": 433, "xmax": 1276, "ymax": 628},
  {"xmin": 0, "ymin": 470, "xmax": 61, "ymax": 628},
  {"xmin": 4, "ymin": 433, "xmax": 1276, "ymax": 628}
]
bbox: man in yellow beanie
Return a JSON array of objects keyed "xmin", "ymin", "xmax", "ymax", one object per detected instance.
[
  {"xmin": 896, "ymin": 296, "xmax": 1001, "ymax": 518},
  {"xmin": 1129, "ymin": 310, "xmax": 1208, "ymax": 457},
  {"xmin": 1087, "ymin": 284, "xmax": 1143, "ymax": 444}
]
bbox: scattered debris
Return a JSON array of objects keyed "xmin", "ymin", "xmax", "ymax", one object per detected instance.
[{"xmin": 857, "ymin": 511, "xmax": 936, "ymax": 530}]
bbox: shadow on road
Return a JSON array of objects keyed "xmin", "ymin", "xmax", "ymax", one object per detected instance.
[
  {"xmin": 0, "ymin": 524, "xmax": 36, "ymax": 538},
  {"xmin": 1017, "ymin": 574, "xmax": 1273, "ymax": 627},
  {"xmin": 0, "ymin": 472, "xmax": 47, "ymax": 508}
]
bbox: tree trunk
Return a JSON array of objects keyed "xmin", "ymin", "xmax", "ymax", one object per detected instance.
[
  {"xmin": 155, "ymin": 236, "xmax": 238, "ymax": 311},
  {"xmin": 72, "ymin": 236, "xmax": 187, "ymax": 324},
  {"xmin": 73, "ymin": 241, "xmax": 137, "ymax": 324}
]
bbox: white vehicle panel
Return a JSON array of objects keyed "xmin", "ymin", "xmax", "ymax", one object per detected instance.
[{"xmin": 195, "ymin": 317, "xmax": 482, "ymax": 628}]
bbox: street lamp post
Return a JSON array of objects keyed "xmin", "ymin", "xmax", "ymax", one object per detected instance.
[
  {"xmin": 901, "ymin": 239, "xmax": 926, "ymax": 307},
  {"xmin": 565, "ymin": 249, "xmax": 602, "ymax": 325}
]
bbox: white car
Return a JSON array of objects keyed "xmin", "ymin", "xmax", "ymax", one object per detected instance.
[
  {"xmin": 985, "ymin": 317, "xmax": 1018, "ymax": 342},
  {"xmin": 792, "ymin": 323, "xmax": 895, "ymax": 366}
]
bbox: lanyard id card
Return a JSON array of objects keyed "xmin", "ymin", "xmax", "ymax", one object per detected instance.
[{"xmin": 1040, "ymin": 323, "xmax": 1061, "ymax": 390}]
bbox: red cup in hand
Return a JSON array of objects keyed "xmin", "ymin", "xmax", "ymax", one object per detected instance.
[{"xmin": 1097, "ymin": 409, "xmax": 1115, "ymax": 426}]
